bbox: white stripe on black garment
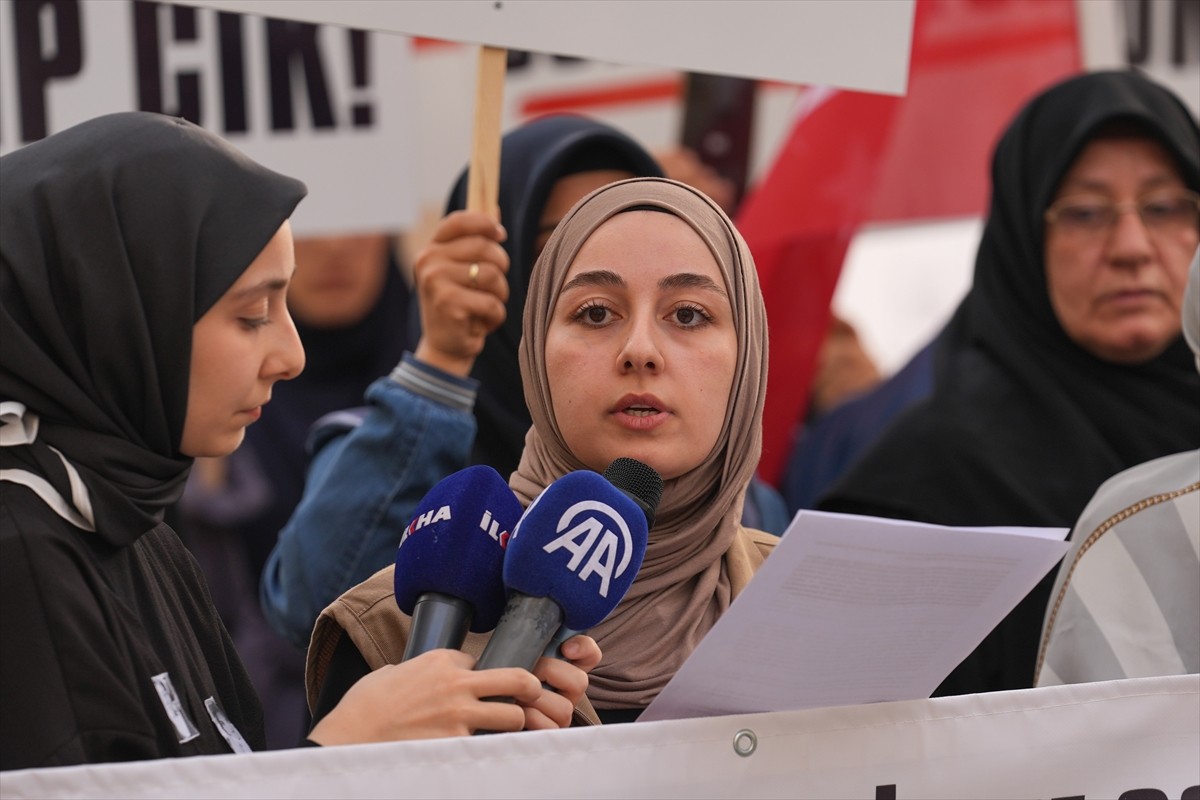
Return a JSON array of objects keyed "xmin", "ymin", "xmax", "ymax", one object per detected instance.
[{"xmin": 0, "ymin": 402, "xmax": 96, "ymax": 531}]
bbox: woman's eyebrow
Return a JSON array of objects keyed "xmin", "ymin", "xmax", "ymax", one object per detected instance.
[
  {"xmin": 560, "ymin": 270, "xmax": 727, "ymax": 297},
  {"xmin": 1057, "ymin": 173, "xmax": 1181, "ymax": 195},
  {"xmin": 560, "ymin": 269, "xmax": 625, "ymax": 292},
  {"xmin": 229, "ymin": 278, "xmax": 290, "ymax": 299},
  {"xmin": 660, "ymin": 272, "xmax": 727, "ymax": 297}
]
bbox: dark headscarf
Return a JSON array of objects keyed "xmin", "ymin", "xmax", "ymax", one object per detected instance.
[
  {"xmin": 1, "ymin": 112, "xmax": 306, "ymax": 545},
  {"xmin": 820, "ymin": 71, "xmax": 1200, "ymax": 694},
  {"xmin": 443, "ymin": 115, "xmax": 663, "ymax": 478}
]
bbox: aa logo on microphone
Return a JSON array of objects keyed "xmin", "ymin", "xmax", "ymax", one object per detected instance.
[{"xmin": 542, "ymin": 501, "xmax": 634, "ymax": 598}]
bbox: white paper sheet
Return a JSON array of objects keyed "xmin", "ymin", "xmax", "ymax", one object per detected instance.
[{"xmin": 639, "ymin": 510, "xmax": 1070, "ymax": 722}]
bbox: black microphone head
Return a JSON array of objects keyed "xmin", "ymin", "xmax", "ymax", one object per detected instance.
[{"xmin": 603, "ymin": 458, "xmax": 664, "ymax": 528}]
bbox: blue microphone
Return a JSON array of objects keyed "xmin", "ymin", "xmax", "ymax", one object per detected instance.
[
  {"xmin": 473, "ymin": 467, "xmax": 653, "ymax": 673},
  {"xmin": 394, "ymin": 465, "xmax": 522, "ymax": 661},
  {"xmin": 541, "ymin": 457, "xmax": 664, "ymax": 658}
]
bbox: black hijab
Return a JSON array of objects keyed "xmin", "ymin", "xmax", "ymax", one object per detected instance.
[
  {"xmin": 1, "ymin": 112, "xmax": 306, "ymax": 545},
  {"xmin": 820, "ymin": 71, "xmax": 1200, "ymax": 695},
  {"xmin": 441, "ymin": 115, "xmax": 663, "ymax": 478}
]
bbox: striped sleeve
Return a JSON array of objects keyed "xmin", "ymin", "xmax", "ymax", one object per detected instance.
[
  {"xmin": 1037, "ymin": 453, "xmax": 1200, "ymax": 686},
  {"xmin": 389, "ymin": 352, "xmax": 478, "ymax": 412}
]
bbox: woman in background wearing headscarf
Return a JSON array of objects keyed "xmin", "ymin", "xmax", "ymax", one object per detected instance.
[
  {"xmin": 306, "ymin": 176, "xmax": 775, "ymax": 723},
  {"xmin": 820, "ymin": 71, "xmax": 1200, "ymax": 696},
  {"xmin": 0, "ymin": 112, "xmax": 596, "ymax": 770}
]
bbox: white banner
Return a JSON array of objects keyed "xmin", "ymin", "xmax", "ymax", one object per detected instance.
[
  {"xmin": 172, "ymin": 0, "xmax": 916, "ymax": 95},
  {"xmin": 0, "ymin": 0, "xmax": 915, "ymax": 237},
  {"xmin": 2, "ymin": 675, "xmax": 1196, "ymax": 799},
  {"xmin": 0, "ymin": 0, "xmax": 418, "ymax": 235}
]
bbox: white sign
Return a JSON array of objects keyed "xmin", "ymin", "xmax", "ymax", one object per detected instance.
[
  {"xmin": 0, "ymin": 675, "xmax": 1195, "ymax": 799},
  {"xmin": 0, "ymin": 0, "xmax": 419, "ymax": 235},
  {"xmin": 172, "ymin": 0, "xmax": 916, "ymax": 95}
]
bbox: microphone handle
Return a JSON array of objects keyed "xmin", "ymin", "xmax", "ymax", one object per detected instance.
[
  {"xmin": 474, "ymin": 594, "xmax": 564, "ymax": 673},
  {"xmin": 402, "ymin": 592, "xmax": 473, "ymax": 661}
]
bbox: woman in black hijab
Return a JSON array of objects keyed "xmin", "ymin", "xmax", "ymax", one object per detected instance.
[
  {"xmin": 0, "ymin": 112, "xmax": 594, "ymax": 769},
  {"xmin": 0, "ymin": 111, "xmax": 304, "ymax": 766},
  {"xmin": 820, "ymin": 71, "xmax": 1200, "ymax": 696}
]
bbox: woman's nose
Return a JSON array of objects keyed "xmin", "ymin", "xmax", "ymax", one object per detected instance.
[
  {"xmin": 617, "ymin": 316, "xmax": 663, "ymax": 373},
  {"xmin": 1103, "ymin": 203, "xmax": 1155, "ymax": 267},
  {"xmin": 266, "ymin": 310, "xmax": 306, "ymax": 381}
]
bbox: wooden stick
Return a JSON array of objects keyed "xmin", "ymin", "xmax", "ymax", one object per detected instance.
[{"xmin": 466, "ymin": 45, "xmax": 508, "ymax": 220}]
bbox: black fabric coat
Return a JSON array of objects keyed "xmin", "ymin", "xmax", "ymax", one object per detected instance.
[
  {"xmin": 0, "ymin": 490, "xmax": 266, "ymax": 767},
  {"xmin": 820, "ymin": 71, "xmax": 1200, "ymax": 696}
]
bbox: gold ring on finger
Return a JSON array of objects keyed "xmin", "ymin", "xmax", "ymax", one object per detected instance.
[{"xmin": 468, "ymin": 262, "xmax": 480, "ymax": 286}]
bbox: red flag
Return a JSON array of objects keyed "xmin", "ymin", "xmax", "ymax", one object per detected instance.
[
  {"xmin": 740, "ymin": 0, "xmax": 1082, "ymax": 486},
  {"xmin": 736, "ymin": 87, "xmax": 901, "ymax": 484}
]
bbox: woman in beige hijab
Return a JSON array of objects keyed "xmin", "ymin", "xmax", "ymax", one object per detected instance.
[{"xmin": 307, "ymin": 177, "xmax": 775, "ymax": 724}]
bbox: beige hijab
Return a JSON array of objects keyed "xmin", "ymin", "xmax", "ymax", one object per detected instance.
[{"xmin": 512, "ymin": 177, "xmax": 769, "ymax": 709}]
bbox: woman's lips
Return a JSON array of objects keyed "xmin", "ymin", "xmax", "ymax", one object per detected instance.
[
  {"xmin": 241, "ymin": 396, "xmax": 270, "ymax": 421},
  {"xmin": 1100, "ymin": 288, "xmax": 1161, "ymax": 309},
  {"xmin": 611, "ymin": 395, "xmax": 670, "ymax": 430}
]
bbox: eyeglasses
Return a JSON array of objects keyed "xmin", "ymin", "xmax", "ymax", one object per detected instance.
[{"xmin": 1044, "ymin": 189, "xmax": 1200, "ymax": 238}]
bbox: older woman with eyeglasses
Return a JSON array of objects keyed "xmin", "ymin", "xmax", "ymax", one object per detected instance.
[{"xmin": 818, "ymin": 70, "xmax": 1200, "ymax": 698}]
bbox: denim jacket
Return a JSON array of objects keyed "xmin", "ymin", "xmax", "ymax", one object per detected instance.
[{"xmin": 260, "ymin": 354, "xmax": 479, "ymax": 648}]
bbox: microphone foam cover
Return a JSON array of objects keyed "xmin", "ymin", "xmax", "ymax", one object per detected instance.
[
  {"xmin": 504, "ymin": 470, "xmax": 649, "ymax": 630},
  {"xmin": 603, "ymin": 457, "xmax": 664, "ymax": 528},
  {"xmin": 394, "ymin": 465, "xmax": 521, "ymax": 632}
]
